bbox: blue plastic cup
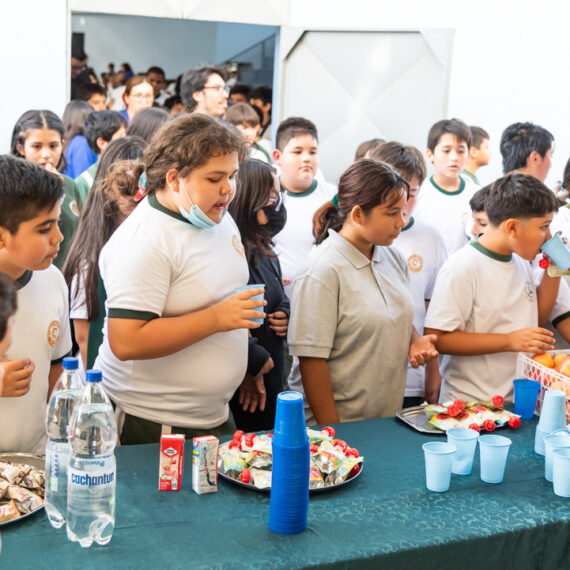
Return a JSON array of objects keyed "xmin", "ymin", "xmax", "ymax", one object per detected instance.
[
  {"xmin": 538, "ymin": 390, "xmax": 567, "ymax": 433},
  {"xmin": 447, "ymin": 428, "xmax": 479, "ymax": 475},
  {"xmin": 272, "ymin": 391, "xmax": 309, "ymax": 448},
  {"xmin": 541, "ymin": 234, "xmax": 570, "ymax": 271},
  {"xmin": 422, "ymin": 442, "xmax": 456, "ymax": 492},
  {"xmin": 479, "ymin": 435, "xmax": 512, "ymax": 484},
  {"xmin": 513, "ymin": 379, "xmax": 540, "ymax": 419},
  {"xmin": 544, "ymin": 433, "xmax": 570, "ymax": 481},
  {"xmin": 234, "ymin": 283, "xmax": 265, "ymax": 324},
  {"xmin": 552, "ymin": 448, "xmax": 570, "ymax": 497}
]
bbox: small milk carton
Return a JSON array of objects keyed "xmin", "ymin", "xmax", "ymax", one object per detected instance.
[
  {"xmin": 192, "ymin": 436, "xmax": 219, "ymax": 494},
  {"xmin": 159, "ymin": 434, "xmax": 185, "ymax": 491}
]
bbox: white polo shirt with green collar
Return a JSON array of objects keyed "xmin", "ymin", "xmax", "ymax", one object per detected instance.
[
  {"xmin": 287, "ymin": 229, "xmax": 415, "ymax": 424},
  {"xmin": 95, "ymin": 193, "xmax": 249, "ymax": 429},
  {"xmin": 425, "ymin": 239, "xmax": 538, "ymax": 403},
  {"xmin": 413, "ymin": 175, "xmax": 478, "ymax": 256}
]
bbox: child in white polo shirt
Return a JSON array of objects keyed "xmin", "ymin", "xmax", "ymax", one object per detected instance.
[
  {"xmin": 0, "ymin": 156, "xmax": 72, "ymax": 454},
  {"xmin": 370, "ymin": 142, "xmax": 447, "ymax": 406},
  {"xmin": 425, "ymin": 173, "xmax": 560, "ymax": 403},
  {"xmin": 95, "ymin": 114, "xmax": 267, "ymax": 444},
  {"xmin": 413, "ymin": 118, "xmax": 478, "ymax": 255},
  {"xmin": 272, "ymin": 117, "xmax": 337, "ymax": 295}
]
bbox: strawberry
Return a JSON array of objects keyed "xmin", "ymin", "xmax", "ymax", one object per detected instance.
[
  {"xmin": 508, "ymin": 416, "xmax": 521, "ymax": 429},
  {"xmin": 240, "ymin": 468, "xmax": 251, "ymax": 484},
  {"xmin": 468, "ymin": 423, "xmax": 481, "ymax": 433},
  {"xmin": 492, "ymin": 395, "xmax": 504, "ymax": 408},
  {"xmin": 349, "ymin": 464, "xmax": 360, "ymax": 478},
  {"xmin": 322, "ymin": 426, "xmax": 336, "ymax": 438},
  {"xmin": 346, "ymin": 447, "xmax": 359, "ymax": 458},
  {"xmin": 483, "ymin": 420, "xmax": 496, "ymax": 432}
]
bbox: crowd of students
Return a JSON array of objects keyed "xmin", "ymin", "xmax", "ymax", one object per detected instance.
[{"xmin": 1, "ymin": 60, "xmax": 570, "ymax": 455}]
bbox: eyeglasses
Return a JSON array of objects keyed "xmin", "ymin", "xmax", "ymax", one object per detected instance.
[{"xmin": 203, "ymin": 85, "xmax": 227, "ymax": 95}]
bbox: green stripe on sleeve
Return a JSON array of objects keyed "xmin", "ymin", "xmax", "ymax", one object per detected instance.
[
  {"xmin": 552, "ymin": 311, "xmax": 570, "ymax": 328},
  {"xmin": 108, "ymin": 308, "xmax": 159, "ymax": 321}
]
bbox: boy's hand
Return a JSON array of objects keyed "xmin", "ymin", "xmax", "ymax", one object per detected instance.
[
  {"xmin": 409, "ymin": 334, "xmax": 439, "ymax": 368},
  {"xmin": 507, "ymin": 327, "xmax": 555, "ymax": 353},
  {"xmin": 268, "ymin": 311, "xmax": 289, "ymax": 337},
  {"xmin": 0, "ymin": 358, "xmax": 35, "ymax": 397},
  {"xmin": 211, "ymin": 289, "xmax": 267, "ymax": 332},
  {"xmin": 238, "ymin": 371, "xmax": 267, "ymax": 413}
]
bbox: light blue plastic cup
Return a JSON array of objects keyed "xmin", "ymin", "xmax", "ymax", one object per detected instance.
[
  {"xmin": 538, "ymin": 390, "xmax": 567, "ymax": 433},
  {"xmin": 552, "ymin": 448, "xmax": 570, "ymax": 497},
  {"xmin": 544, "ymin": 432, "xmax": 570, "ymax": 482},
  {"xmin": 235, "ymin": 283, "xmax": 265, "ymax": 324},
  {"xmin": 479, "ymin": 434, "xmax": 512, "ymax": 484},
  {"xmin": 422, "ymin": 442, "xmax": 456, "ymax": 492},
  {"xmin": 447, "ymin": 428, "xmax": 479, "ymax": 475},
  {"xmin": 541, "ymin": 234, "xmax": 570, "ymax": 271},
  {"xmin": 513, "ymin": 379, "xmax": 540, "ymax": 419}
]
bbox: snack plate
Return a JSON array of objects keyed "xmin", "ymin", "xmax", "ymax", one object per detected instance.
[
  {"xmin": 396, "ymin": 405, "xmax": 512, "ymax": 434},
  {"xmin": 217, "ymin": 441, "xmax": 363, "ymax": 494},
  {"xmin": 0, "ymin": 452, "xmax": 45, "ymax": 527}
]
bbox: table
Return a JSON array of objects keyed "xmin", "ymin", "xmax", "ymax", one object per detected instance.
[{"xmin": 2, "ymin": 416, "xmax": 569, "ymax": 569}]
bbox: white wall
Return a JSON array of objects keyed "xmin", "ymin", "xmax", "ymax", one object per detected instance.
[
  {"xmin": 289, "ymin": 0, "xmax": 570, "ymax": 188},
  {"xmin": 1, "ymin": 1, "xmax": 68, "ymax": 153}
]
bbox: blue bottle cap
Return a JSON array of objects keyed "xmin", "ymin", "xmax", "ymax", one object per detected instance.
[
  {"xmin": 86, "ymin": 369, "xmax": 103, "ymax": 383},
  {"xmin": 62, "ymin": 356, "xmax": 79, "ymax": 370}
]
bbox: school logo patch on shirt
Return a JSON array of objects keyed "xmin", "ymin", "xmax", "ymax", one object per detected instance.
[
  {"xmin": 407, "ymin": 254, "xmax": 423, "ymax": 273},
  {"xmin": 47, "ymin": 320, "xmax": 60, "ymax": 348},
  {"xmin": 232, "ymin": 234, "xmax": 245, "ymax": 257},
  {"xmin": 69, "ymin": 200, "xmax": 80, "ymax": 217}
]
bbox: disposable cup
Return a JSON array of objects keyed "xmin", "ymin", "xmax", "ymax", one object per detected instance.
[
  {"xmin": 544, "ymin": 433, "xmax": 570, "ymax": 481},
  {"xmin": 535, "ymin": 424, "xmax": 552, "ymax": 456},
  {"xmin": 422, "ymin": 442, "xmax": 456, "ymax": 492},
  {"xmin": 541, "ymin": 234, "xmax": 570, "ymax": 271},
  {"xmin": 538, "ymin": 390, "xmax": 567, "ymax": 433},
  {"xmin": 272, "ymin": 392, "xmax": 309, "ymax": 448},
  {"xmin": 513, "ymin": 379, "xmax": 540, "ymax": 419},
  {"xmin": 552, "ymin": 448, "xmax": 570, "ymax": 497},
  {"xmin": 235, "ymin": 283, "xmax": 265, "ymax": 324},
  {"xmin": 479, "ymin": 435, "xmax": 512, "ymax": 484},
  {"xmin": 447, "ymin": 428, "xmax": 479, "ymax": 475}
]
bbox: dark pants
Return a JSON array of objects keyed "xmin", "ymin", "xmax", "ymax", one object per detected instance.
[{"xmin": 402, "ymin": 396, "xmax": 424, "ymax": 409}]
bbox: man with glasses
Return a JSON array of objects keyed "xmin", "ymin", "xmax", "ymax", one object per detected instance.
[
  {"xmin": 180, "ymin": 64, "xmax": 229, "ymax": 119},
  {"xmin": 70, "ymin": 48, "xmax": 92, "ymax": 99}
]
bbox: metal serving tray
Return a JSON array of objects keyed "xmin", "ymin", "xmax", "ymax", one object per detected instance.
[{"xmin": 396, "ymin": 405, "xmax": 445, "ymax": 435}]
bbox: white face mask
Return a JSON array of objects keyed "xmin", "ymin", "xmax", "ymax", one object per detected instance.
[{"xmin": 178, "ymin": 178, "xmax": 220, "ymax": 229}]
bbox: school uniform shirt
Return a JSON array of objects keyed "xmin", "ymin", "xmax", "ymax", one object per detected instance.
[
  {"xmin": 413, "ymin": 175, "xmax": 478, "ymax": 255},
  {"xmin": 63, "ymin": 135, "xmax": 97, "ymax": 179},
  {"xmin": 53, "ymin": 176, "xmax": 80, "ymax": 272},
  {"xmin": 393, "ymin": 217, "xmax": 447, "ymax": 398},
  {"xmin": 287, "ymin": 230, "xmax": 415, "ymax": 424},
  {"xmin": 424, "ymin": 240, "xmax": 538, "ymax": 404},
  {"xmin": 272, "ymin": 179, "xmax": 337, "ymax": 297},
  {"xmin": 0, "ymin": 267, "xmax": 72, "ymax": 455},
  {"xmin": 74, "ymin": 162, "xmax": 98, "ymax": 210},
  {"xmin": 95, "ymin": 193, "xmax": 249, "ymax": 429}
]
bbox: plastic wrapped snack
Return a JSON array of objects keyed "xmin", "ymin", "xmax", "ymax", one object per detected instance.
[
  {"xmin": 309, "ymin": 466, "xmax": 325, "ymax": 489},
  {"xmin": 0, "ymin": 500, "xmax": 20, "ymax": 523},
  {"xmin": 219, "ymin": 446, "xmax": 247, "ymax": 476}
]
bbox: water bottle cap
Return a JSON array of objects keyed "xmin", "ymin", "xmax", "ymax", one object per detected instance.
[
  {"xmin": 62, "ymin": 356, "xmax": 79, "ymax": 370},
  {"xmin": 86, "ymin": 369, "xmax": 103, "ymax": 383}
]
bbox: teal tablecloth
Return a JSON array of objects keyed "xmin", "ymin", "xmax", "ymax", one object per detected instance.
[{"xmin": 2, "ymin": 416, "xmax": 569, "ymax": 569}]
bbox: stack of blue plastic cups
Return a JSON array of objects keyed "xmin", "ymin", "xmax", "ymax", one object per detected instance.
[{"xmin": 269, "ymin": 391, "xmax": 310, "ymax": 535}]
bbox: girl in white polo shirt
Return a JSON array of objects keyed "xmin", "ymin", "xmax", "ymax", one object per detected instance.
[
  {"xmin": 94, "ymin": 114, "xmax": 267, "ymax": 444},
  {"xmin": 288, "ymin": 159, "xmax": 438, "ymax": 424}
]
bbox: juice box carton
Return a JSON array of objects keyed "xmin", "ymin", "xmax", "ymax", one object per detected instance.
[
  {"xmin": 192, "ymin": 436, "xmax": 219, "ymax": 494},
  {"xmin": 159, "ymin": 434, "xmax": 185, "ymax": 491}
]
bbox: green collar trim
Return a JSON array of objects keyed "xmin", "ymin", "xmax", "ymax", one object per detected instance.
[
  {"xmin": 462, "ymin": 169, "xmax": 479, "ymax": 185},
  {"xmin": 470, "ymin": 239, "xmax": 512, "ymax": 262},
  {"xmin": 15, "ymin": 270, "xmax": 33, "ymax": 289},
  {"xmin": 430, "ymin": 175, "xmax": 465, "ymax": 196},
  {"xmin": 281, "ymin": 179, "xmax": 318, "ymax": 198},
  {"xmin": 401, "ymin": 217, "xmax": 415, "ymax": 232},
  {"xmin": 148, "ymin": 192, "xmax": 190, "ymax": 224}
]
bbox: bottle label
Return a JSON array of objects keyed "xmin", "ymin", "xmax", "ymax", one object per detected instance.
[{"xmin": 69, "ymin": 456, "xmax": 115, "ymax": 488}]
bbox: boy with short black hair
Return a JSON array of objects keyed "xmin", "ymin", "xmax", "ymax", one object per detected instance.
[
  {"xmin": 249, "ymin": 85, "xmax": 272, "ymax": 141},
  {"xmin": 369, "ymin": 141, "xmax": 447, "ymax": 405},
  {"xmin": 180, "ymin": 64, "xmax": 228, "ymax": 118},
  {"xmin": 463, "ymin": 126, "xmax": 490, "ymax": 186},
  {"xmin": 469, "ymin": 186, "xmax": 490, "ymax": 237},
  {"xmin": 272, "ymin": 117, "xmax": 337, "ymax": 294},
  {"xmin": 76, "ymin": 83, "xmax": 107, "ymax": 111},
  {"xmin": 413, "ymin": 118, "xmax": 478, "ymax": 255},
  {"xmin": 500, "ymin": 122, "xmax": 554, "ymax": 182},
  {"xmin": 424, "ymin": 173, "xmax": 560, "ymax": 403},
  {"xmin": 0, "ymin": 156, "xmax": 72, "ymax": 454},
  {"xmin": 229, "ymin": 84, "xmax": 251, "ymax": 105},
  {"xmin": 225, "ymin": 103, "xmax": 270, "ymax": 163},
  {"xmin": 74, "ymin": 110, "xmax": 127, "ymax": 206},
  {"xmin": 146, "ymin": 66, "xmax": 169, "ymax": 105}
]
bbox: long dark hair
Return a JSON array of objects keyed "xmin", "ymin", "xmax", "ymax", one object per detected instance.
[
  {"xmin": 126, "ymin": 107, "xmax": 171, "ymax": 143},
  {"xmin": 228, "ymin": 159, "xmax": 276, "ymax": 263},
  {"xmin": 62, "ymin": 136, "xmax": 146, "ymax": 321},
  {"xmin": 10, "ymin": 109, "xmax": 66, "ymax": 171},
  {"xmin": 313, "ymin": 158, "xmax": 409, "ymax": 245},
  {"xmin": 62, "ymin": 100, "xmax": 94, "ymax": 154}
]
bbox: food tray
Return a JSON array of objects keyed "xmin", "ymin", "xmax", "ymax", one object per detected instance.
[
  {"xmin": 396, "ymin": 404, "xmax": 515, "ymax": 434},
  {"xmin": 515, "ymin": 350, "xmax": 570, "ymax": 420},
  {"xmin": 0, "ymin": 453, "xmax": 45, "ymax": 527},
  {"xmin": 217, "ymin": 441, "xmax": 363, "ymax": 494}
]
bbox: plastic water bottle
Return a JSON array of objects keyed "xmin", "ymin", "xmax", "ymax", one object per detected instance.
[
  {"xmin": 66, "ymin": 369, "xmax": 117, "ymax": 547},
  {"xmin": 44, "ymin": 356, "xmax": 84, "ymax": 528}
]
